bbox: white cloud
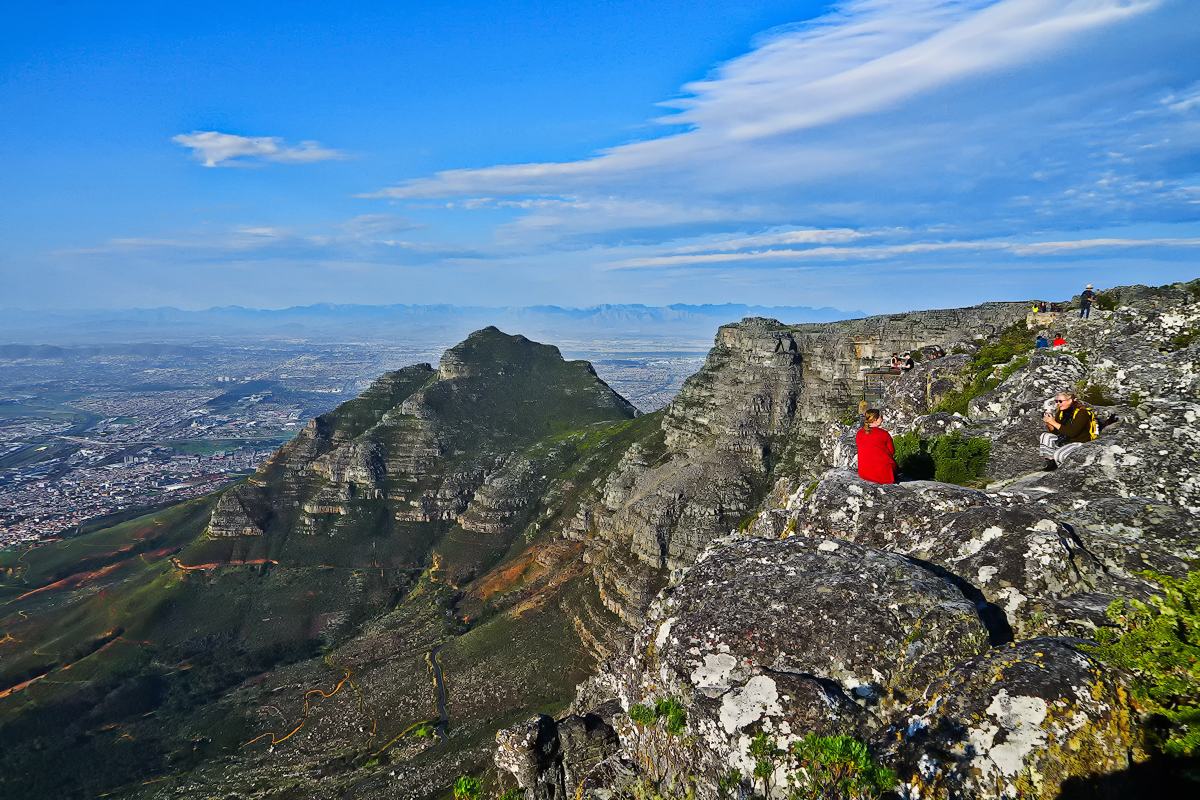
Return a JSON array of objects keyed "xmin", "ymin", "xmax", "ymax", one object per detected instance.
[
  {"xmin": 604, "ymin": 235, "xmax": 1200, "ymax": 269},
  {"xmin": 365, "ymin": 0, "xmax": 1165, "ymax": 204},
  {"xmin": 172, "ymin": 131, "xmax": 345, "ymax": 167}
]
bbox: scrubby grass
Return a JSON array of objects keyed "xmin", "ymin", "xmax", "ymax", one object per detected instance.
[
  {"xmin": 1095, "ymin": 290, "xmax": 1121, "ymax": 311},
  {"xmin": 932, "ymin": 323, "xmax": 1035, "ymax": 416}
]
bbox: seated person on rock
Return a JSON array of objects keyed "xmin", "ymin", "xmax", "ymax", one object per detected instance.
[
  {"xmin": 1036, "ymin": 335, "xmax": 1049, "ymax": 348},
  {"xmin": 900, "ymin": 352, "xmax": 915, "ymax": 371},
  {"xmin": 889, "ymin": 352, "xmax": 902, "ymax": 370},
  {"xmin": 1051, "ymin": 334, "xmax": 1066, "ymax": 348},
  {"xmin": 1039, "ymin": 392, "xmax": 1096, "ymax": 471},
  {"xmin": 857, "ymin": 409, "xmax": 897, "ymax": 484}
]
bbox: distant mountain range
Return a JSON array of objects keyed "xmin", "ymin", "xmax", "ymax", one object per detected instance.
[{"xmin": 0, "ymin": 302, "xmax": 862, "ymax": 346}]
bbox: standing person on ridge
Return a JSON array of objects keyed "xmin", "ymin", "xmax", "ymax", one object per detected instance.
[
  {"xmin": 857, "ymin": 409, "xmax": 897, "ymax": 484},
  {"xmin": 1080, "ymin": 284, "xmax": 1096, "ymax": 319}
]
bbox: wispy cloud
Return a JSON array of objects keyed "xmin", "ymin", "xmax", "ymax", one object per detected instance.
[
  {"xmin": 364, "ymin": 0, "xmax": 1167, "ymax": 209},
  {"xmin": 173, "ymin": 131, "xmax": 346, "ymax": 167},
  {"xmin": 605, "ymin": 236, "xmax": 1200, "ymax": 269}
]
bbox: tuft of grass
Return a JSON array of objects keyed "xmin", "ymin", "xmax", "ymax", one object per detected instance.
[{"xmin": 1095, "ymin": 290, "xmax": 1121, "ymax": 311}]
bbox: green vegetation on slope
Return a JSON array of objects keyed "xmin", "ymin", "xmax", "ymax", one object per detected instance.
[
  {"xmin": 893, "ymin": 431, "xmax": 991, "ymax": 486},
  {"xmin": 1089, "ymin": 570, "xmax": 1200, "ymax": 757},
  {"xmin": 933, "ymin": 322, "xmax": 1035, "ymax": 416}
]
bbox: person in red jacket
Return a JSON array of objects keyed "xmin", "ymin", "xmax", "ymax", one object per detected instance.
[{"xmin": 856, "ymin": 408, "xmax": 897, "ymax": 484}]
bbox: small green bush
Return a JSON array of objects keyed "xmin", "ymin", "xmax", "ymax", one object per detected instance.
[
  {"xmin": 1088, "ymin": 570, "xmax": 1200, "ymax": 757},
  {"xmin": 1129, "ymin": 392, "xmax": 1144, "ymax": 408},
  {"xmin": 788, "ymin": 733, "xmax": 898, "ymax": 800},
  {"xmin": 1080, "ymin": 384, "xmax": 1116, "ymax": 406},
  {"xmin": 1170, "ymin": 329, "xmax": 1196, "ymax": 350},
  {"xmin": 1095, "ymin": 290, "xmax": 1120, "ymax": 311},
  {"xmin": 453, "ymin": 775, "xmax": 481, "ymax": 800},
  {"xmin": 892, "ymin": 431, "xmax": 989, "ymax": 486},
  {"xmin": 629, "ymin": 703, "xmax": 656, "ymax": 726},
  {"xmin": 499, "ymin": 788, "xmax": 525, "ymax": 800},
  {"xmin": 655, "ymin": 697, "xmax": 687, "ymax": 735}
]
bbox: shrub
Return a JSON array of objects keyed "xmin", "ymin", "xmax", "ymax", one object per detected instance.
[
  {"xmin": 1088, "ymin": 570, "xmax": 1200, "ymax": 757},
  {"xmin": 1080, "ymin": 384, "xmax": 1116, "ymax": 406},
  {"xmin": 736, "ymin": 732, "xmax": 895, "ymax": 800},
  {"xmin": 498, "ymin": 788, "xmax": 525, "ymax": 800},
  {"xmin": 1095, "ymin": 290, "xmax": 1121, "ymax": 311},
  {"xmin": 452, "ymin": 775, "xmax": 481, "ymax": 800},
  {"xmin": 788, "ymin": 733, "xmax": 898, "ymax": 800},
  {"xmin": 1170, "ymin": 329, "xmax": 1196, "ymax": 350},
  {"xmin": 893, "ymin": 431, "xmax": 989, "ymax": 486},
  {"xmin": 893, "ymin": 431, "xmax": 934, "ymax": 480},
  {"xmin": 627, "ymin": 697, "xmax": 692, "ymax": 792},
  {"xmin": 1129, "ymin": 392, "xmax": 1144, "ymax": 408}
]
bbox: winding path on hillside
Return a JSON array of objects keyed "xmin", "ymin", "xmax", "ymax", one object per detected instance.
[{"xmin": 341, "ymin": 642, "xmax": 449, "ymax": 799}]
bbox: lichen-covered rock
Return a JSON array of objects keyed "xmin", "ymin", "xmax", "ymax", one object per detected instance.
[
  {"xmin": 785, "ymin": 470, "xmax": 996, "ymax": 544},
  {"xmin": 495, "ymin": 715, "xmax": 565, "ymax": 800},
  {"xmin": 885, "ymin": 354, "xmax": 973, "ymax": 421},
  {"xmin": 884, "ymin": 638, "xmax": 1142, "ymax": 800},
  {"xmin": 615, "ymin": 537, "xmax": 988, "ymax": 797}
]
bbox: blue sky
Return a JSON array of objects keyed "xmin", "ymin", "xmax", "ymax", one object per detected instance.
[{"xmin": 3, "ymin": 0, "xmax": 1199, "ymax": 314}]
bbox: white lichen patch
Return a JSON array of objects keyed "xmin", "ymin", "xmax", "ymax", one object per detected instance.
[
  {"xmin": 995, "ymin": 586, "xmax": 1028, "ymax": 614},
  {"xmin": 719, "ymin": 675, "xmax": 782, "ymax": 734},
  {"xmin": 961, "ymin": 525, "xmax": 1005, "ymax": 556},
  {"xmin": 691, "ymin": 652, "xmax": 741, "ymax": 690},
  {"xmin": 978, "ymin": 690, "xmax": 1050, "ymax": 777},
  {"xmin": 655, "ymin": 616, "xmax": 677, "ymax": 654}
]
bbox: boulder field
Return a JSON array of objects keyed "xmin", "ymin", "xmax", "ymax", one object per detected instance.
[{"xmin": 495, "ymin": 281, "xmax": 1200, "ymax": 800}]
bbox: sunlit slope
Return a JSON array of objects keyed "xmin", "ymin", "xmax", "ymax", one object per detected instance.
[{"xmin": 0, "ymin": 327, "xmax": 645, "ymax": 800}]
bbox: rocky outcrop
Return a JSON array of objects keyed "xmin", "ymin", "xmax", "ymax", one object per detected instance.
[
  {"xmin": 495, "ymin": 713, "xmax": 620, "ymax": 800},
  {"xmin": 885, "ymin": 638, "xmax": 1142, "ymax": 799},
  {"xmin": 500, "ymin": 281, "xmax": 1198, "ymax": 800}
]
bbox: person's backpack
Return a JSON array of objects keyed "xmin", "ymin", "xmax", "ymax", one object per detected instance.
[{"xmin": 1082, "ymin": 406, "xmax": 1098, "ymax": 440}]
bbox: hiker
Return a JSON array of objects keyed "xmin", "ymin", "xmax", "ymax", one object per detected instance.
[
  {"xmin": 857, "ymin": 408, "xmax": 897, "ymax": 484},
  {"xmin": 1051, "ymin": 334, "xmax": 1066, "ymax": 348},
  {"xmin": 1036, "ymin": 335, "xmax": 1049, "ymax": 349},
  {"xmin": 1080, "ymin": 284, "xmax": 1096, "ymax": 319},
  {"xmin": 1039, "ymin": 392, "xmax": 1096, "ymax": 470},
  {"xmin": 901, "ymin": 352, "xmax": 915, "ymax": 371},
  {"xmin": 889, "ymin": 353, "xmax": 902, "ymax": 370}
]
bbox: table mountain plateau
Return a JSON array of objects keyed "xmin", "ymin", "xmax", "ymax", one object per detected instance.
[{"xmin": 1, "ymin": 282, "xmax": 1197, "ymax": 800}]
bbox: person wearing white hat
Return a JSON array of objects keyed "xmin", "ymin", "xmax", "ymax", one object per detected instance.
[{"xmin": 1080, "ymin": 284, "xmax": 1096, "ymax": 319}]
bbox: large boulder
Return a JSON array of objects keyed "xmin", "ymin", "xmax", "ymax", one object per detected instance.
[
  {"xmin": 883, "ymin": 638, "xmax": 1142, "ymax": 800},
  {"xmin": 618, "ymin": 537, "xmax": 989, "ymax": 798}
]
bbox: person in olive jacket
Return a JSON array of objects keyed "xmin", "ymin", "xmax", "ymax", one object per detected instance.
[{"xmin": 1038, "ymin": 391, "xmax": 1094, "ymax": 470}]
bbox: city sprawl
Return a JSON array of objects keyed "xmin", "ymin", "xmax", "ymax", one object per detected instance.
[{"xmin": 0, "ymin": 339, "xmax": 703, "ymax": 547}]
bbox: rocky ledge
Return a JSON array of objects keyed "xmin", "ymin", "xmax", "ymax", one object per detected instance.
[{"xmin": 495, "ymin": 281, "xmax": 1200, "ymax": 800}]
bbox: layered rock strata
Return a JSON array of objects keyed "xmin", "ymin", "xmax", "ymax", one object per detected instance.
[{"xmin": 497, "ymin": 281, "xmax": 1199, "ymax": 800}]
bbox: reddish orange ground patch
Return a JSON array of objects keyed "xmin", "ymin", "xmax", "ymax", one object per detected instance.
[{"xmin": 14, "ymin": 562, "xmax": 125, "ymax": 601}]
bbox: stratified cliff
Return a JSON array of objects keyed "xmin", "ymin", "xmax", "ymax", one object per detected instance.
[
  {"xmin": 577, "ymin": 303, "xmax": 1028, "ymax": 624},
  {"xmin": 496, "ymin": 281, "xmax": 1200, "ymax": 800}
]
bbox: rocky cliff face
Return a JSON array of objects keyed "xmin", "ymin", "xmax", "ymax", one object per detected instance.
[
  {"xmin": 573, "ymin": 303, "xmax": 1028, "ymax": 625},
  {"xmin": 496, "ymin": 281, "xmax": 1200, "ymax": 800}
]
